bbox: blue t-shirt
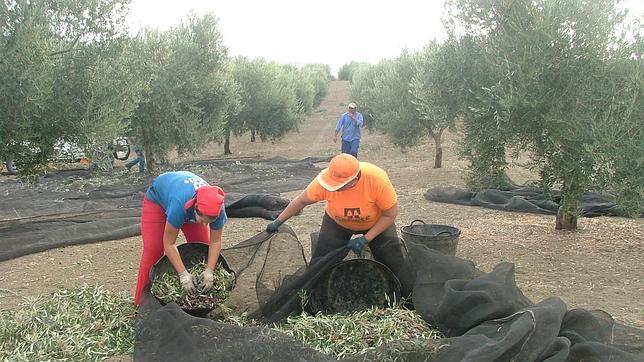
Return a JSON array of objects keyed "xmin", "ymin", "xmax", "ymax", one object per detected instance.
[
  {"xmin": 335, "ymin": 111, "xmax": 364, "ymax": 141},
  {"xmin": 146, "ymin": 171, "xmax": 227, "ymax": 230}
]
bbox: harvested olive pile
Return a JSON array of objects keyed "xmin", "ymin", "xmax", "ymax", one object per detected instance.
[
  {"xmin": 0, "ymin": 286, "xmax": 135, "ymax": 361},
  {"xmin": 273, "ymin": 307, "xmax": 442, "ymax": 359},
  {"xmin": 151, "ymin": 262, "xmax": 235, "ymax": 309}
]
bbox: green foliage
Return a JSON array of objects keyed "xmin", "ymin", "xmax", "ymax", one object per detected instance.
[
  {"xmin": 585, "ymin": 55, "xmax": 643, "ymax": 217},
  {"xmin": 151, "ymin": 261, "xmax": 236, "ymax": 309},
  {"xmin": 301, "ymin": 63, "xmax": 332, "ymax": 106},
  {"xmin": 455, "ymin": 35, "xmax": 512, "ymax": 190},
  {"xmin": 274, "ymin": 307, "xmax": 442, "ymax": 359},
  {"xmin": 283, "ymin": 67, "xmax": 316, "ymax": 115},
  {"xmin": 56, "ymin": 39, "xmax": 147, "ymax": 171},
  {"xmin": 0, "ymin": 2, "xmax": 328, "ymax": 171},
  {"xmin": 350, "ymin": 45, "xmax": 464, "ymax": 167},
  {"xmin": 0, "ymin": 285, "xmax": 135, "ymax": 361},
  {"xmin": 128, "ymin": 12, "xmax": 239, "ymax": 166},
  {"xmin": 349, "ymin": 64, "xmax": 383, "ymax": 128},
  {"xmin": 224, "ymin": 57, "xmax": 308, "ymax": 153},
  {"xmin": 0, "ymin": 0, "xmax": 133, "ymax": 175},
  {"xmin": 447, "ymin": 0, "xmax": 642, "ymax": 222},
  {"xmin": 338, "ymin": 61, "xmax": 368, "ymax": 81},
  {"xmin": 302, "ymin": 63, "xmax": 335, "ymax": 81},
  {"xmin": 361, "ymin": 52, "xmax": 427, "ymax": 149}
]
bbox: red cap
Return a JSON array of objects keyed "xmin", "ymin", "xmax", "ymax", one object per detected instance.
[{"xmin": 185, "ymin": 185, "xmax": 225, "ymax": 217}]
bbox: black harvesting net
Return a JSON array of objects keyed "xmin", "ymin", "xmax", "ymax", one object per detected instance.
[{"xmin": 135, "ymin": 228, "xmax": 644, "ymax": 361}]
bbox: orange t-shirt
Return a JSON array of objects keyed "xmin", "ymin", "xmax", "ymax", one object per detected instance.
[{"xmin": 305, "ymin": 162, "xmax": 397, "ymax": 231}]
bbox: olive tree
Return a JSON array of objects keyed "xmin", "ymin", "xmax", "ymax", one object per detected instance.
[
  {"xmin": 51, "ymin": 39, "xmax": 147, "ymax": 170},
  {"xmin": 452, "ymin": 35, "xmax": 512, "ymax": 190},
  {"xmin": 0, "ymin": 0, "xmax": 136, "ymax": 176},
  {"xmin": 409, "ymin": 39, "xmax": 468, "ymax": 168},
  {"xmin": 350, "ymin": 45, "xmax": 462, "ymax": 168},
  {"xmin": 348, "ymin": 63, "xmax": 382, "ymax": 128},
  {"xmin": 128, "ymin": 13, "xmax": 239, "ymax": 169},
  {"xmin": 447, "ymin": 0, "xmax": 642, "ymax": 228},
  {"xmin": 301, "ymin": 63, "xmax": 333, "ymax": 107},
  {"xmin": 356, "ymin": 53, "xmax": 431, "ymax": 154},
  {"xmin": 282, "ymin": 65, "xmax": 316, "ymax": 118},
  {"xmin": 223, "ymin": 58, "xmax": 305, "ymax": 154},
  {"xmin": 581, "ymin": 54, "xmax": 643, "ymax": 217},
  {"xmin": 338, "ymin": 61, "xmax": 368, "ymax": 82},
  {"xmin": 0, "ymin": 0, "xmax": 57, "ymax": 175}
]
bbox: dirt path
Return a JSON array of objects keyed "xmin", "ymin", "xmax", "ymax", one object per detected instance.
[{"xmin": 1, "ymin": 81, "xmax": 642, "ymax": 329}]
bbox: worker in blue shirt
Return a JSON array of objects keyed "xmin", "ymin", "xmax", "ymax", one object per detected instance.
[
  {"xmin": 135, "ymin": 171, "xmax": 227, "ymax": 305},
  {"xmin": 334, "ymin": 102, "xmax": 364, "ymax": 158}
]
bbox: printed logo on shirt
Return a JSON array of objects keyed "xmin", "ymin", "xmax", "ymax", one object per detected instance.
[
  {"xmin": 336, "ymin": 208, "xmax": 371, "ymax": 224},
  {"xmin": 184, "ymin": 177, "xmax": 209, "ymax": 190},
  {"xmin": 344, "ymin": 208, "xmax": 361, "ymax": 219}
]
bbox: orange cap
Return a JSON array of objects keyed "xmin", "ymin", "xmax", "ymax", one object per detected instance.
[{"xmin": 317, "ymin": 154, "xmax": 360, "ymax": 191}]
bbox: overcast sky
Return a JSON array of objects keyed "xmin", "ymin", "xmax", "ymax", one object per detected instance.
[
  {"xmin": 127, "ymin": 0, "xmax": 642, "ymax": 75},
  {"xmin": 126, "ymin": 0, "xmax": 447, "ymax": 73}
]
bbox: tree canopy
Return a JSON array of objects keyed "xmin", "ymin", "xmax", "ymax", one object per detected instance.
[
  {"xmin": 0, "ymin": 0, "xmax": 137, "ymax": 175},
  {"xmin": 349, "ymin": 0, "xmax": 641, "ymax": 227},
  {"xmin": 1, "ymin": 4, "xmax": 327, "ymax": 172},
  {"xmin": 446, "ymin": 0, "xmax": 642, "ymax": 227}
]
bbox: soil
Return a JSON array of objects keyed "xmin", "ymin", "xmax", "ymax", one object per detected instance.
[{"xmin": 0, "ymin": 80, "xmax": 642, "ymax": 330}]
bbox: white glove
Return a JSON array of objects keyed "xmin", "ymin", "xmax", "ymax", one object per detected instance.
[
  {"xmin": 178, "ymin": 270, "xmax": 196, "ymax": 294},
  {"xmin": 198, "ymin": 268, "xmax": 214, "ymax": 291}
]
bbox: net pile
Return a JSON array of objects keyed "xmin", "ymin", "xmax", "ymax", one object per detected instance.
[{"xmin": 135, "ymin": 228, "xmax": 644, "ymax": 361}]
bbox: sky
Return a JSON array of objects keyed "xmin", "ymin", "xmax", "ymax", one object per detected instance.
[
  {"xmin": 126, "ymin": 0, "xmax": 448, "ymax": 74},
  {"xmin": 127, "ymin": 0, "xmax": 643, "ymax": 75}
]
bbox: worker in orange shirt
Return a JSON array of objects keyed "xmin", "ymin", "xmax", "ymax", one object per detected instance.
[{"xmin": 266, "ymin": 153, "xmax": 412, "ymax": 298}]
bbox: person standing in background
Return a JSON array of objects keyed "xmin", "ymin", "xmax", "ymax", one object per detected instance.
[
  {"xmin": 334, "ymin": 102, "xmax": 364, "ymax": 158},
  {"xmin": 125, "ymin": 143, "xmax": 145, "ymax": 173}
]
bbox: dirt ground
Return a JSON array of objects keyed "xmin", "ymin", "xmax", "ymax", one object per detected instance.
[{"xmin": 0, "ymin": 80, "xmax": 642, "ymax": 329}]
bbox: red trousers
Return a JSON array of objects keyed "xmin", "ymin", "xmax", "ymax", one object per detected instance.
[{"xmin": 135, "ymin": 196, "xmax": 210, "ymax": 305}]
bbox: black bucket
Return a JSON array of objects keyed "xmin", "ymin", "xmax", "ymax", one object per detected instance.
[
  {"xmin": 400, "ymin": 220, "xmax": 461, "ymax": 256},
  {"xmin": 150, "ymin": 243, "xmax": 236, "ymax": 317},
  {"xmin": 309, "ymin": 258, "xmax": 401, "ymax": 314}
]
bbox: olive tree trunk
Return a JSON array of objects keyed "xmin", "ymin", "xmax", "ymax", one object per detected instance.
[
  {"xmin": 428, "ymin": 127, "xmax": 445, "ymax": 169},
  {"xmin": 555, "ymin": 182, "xmax": 582, "ymax": 230},
  {"xmin": 142, "ymin": 131, "xmax": 155, "ymax": 173},
  {"xmin": 224, "ymin": 129, "xmax": 232, "ymax": 155},
  {"xmin": 555, "ymin": 203, "xmax": 578, "ymax": 230}
]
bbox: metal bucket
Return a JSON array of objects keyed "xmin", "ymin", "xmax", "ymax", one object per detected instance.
[
  {"xmin": 400, "ymin": 220, "xmax": 461, "ymax": 256},
  {"xmin": 150, "ymin": 243, "xmax": 236, "ymax": 317},
  {"xmin": 309, "ymin": 258, "xmax": 401, "ymax": 314}
]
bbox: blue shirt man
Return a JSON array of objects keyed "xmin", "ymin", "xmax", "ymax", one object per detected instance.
[{"xmin": 334, "ymin": 102, "xmax": 364, "ymax": 158}]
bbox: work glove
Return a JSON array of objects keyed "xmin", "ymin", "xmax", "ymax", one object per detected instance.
[
  {"xmin": 348, "ymin": 236, "xmax": 369, "ymax": 254},
  {"xmin": 266, "ymin": 219, "xmax": 283, "ymax": 233},
  {"xmin": 197, "ymin": 268, "xmax": 214, "ymax": 291},
  {"xmin": 178, "ymin": 270, "xmax": 196, "ymax": 294}
]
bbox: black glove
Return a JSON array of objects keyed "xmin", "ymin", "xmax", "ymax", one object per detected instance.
[
  {"xmin": 347, "ymin": 236, "xmax": 369, "ymax": 254},
  {"xmin": 266, "ymin": 219, "xmax": 283, "ymax": 233}
]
